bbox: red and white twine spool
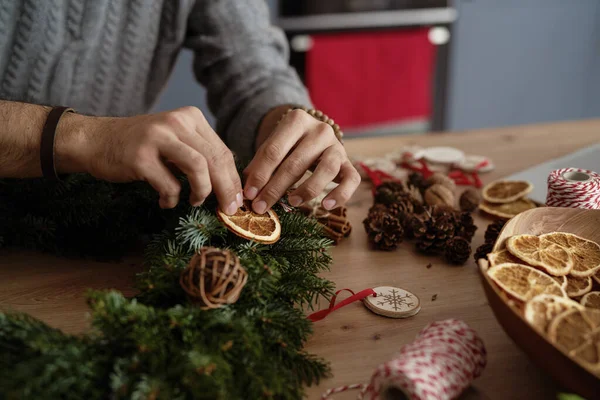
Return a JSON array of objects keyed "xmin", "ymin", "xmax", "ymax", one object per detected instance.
[
  {"xmin": 546, "ymin": 168, "xmax": 600, "ymax": 209},
  {"xmin": 321, "ymin": 319, "xmax": 486, "ymax": 400}
]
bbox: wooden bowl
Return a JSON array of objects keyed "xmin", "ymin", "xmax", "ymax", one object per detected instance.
[{"xmin": 477, "ymin": 207, "xmax": 600, "ymax": 398}]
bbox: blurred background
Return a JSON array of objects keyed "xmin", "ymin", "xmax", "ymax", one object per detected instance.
[{"xmin": 152, "ymin": 0, "xmax": 600, "ymax": 138}]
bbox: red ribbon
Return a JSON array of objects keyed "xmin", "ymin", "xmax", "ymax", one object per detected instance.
[
  {"xmin": 360, "ymin": 157, "xmax": 487, "ymax": 191},
  {"xmin": 448, "ymin": 159, "xmax": 488, "ymax": 188},
  {"xmin": 308, "ymin": 288, "xmax": 377, "ymax": 322},
  {"xmin": 400, "ymin": 159, "xmax": 435, "ymax": 179},
  {"xmin": 358, "ymin": 163, "xmax": 402, "ymax": 194}
]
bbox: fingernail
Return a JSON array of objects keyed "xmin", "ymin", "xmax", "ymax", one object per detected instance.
[
  {"xmin": 226, "ymin": 200, "xmax": 238, "ymax": 215},
  {"xmin": 323, "ymin": 199, "xmax": 336, "ymax": 210},
  {"xmin": 245, "ymin": 186, "xmax": 258, "ymax": 200},
  {"xmin": 288, "ymin": 195, "xmax": 302, "ymax": 207},
  {"xmin": 236, "ymin": 191, "xmax": 243, "ymax": 207},
  {"xmin": 253, "ymin": 200, "xmax": 267, "ymax": 214}
]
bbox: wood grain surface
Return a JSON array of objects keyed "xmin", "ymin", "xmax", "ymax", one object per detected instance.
[{"xmin": 1, "ymin": 119, "xmax": 599, "ymax": 399}]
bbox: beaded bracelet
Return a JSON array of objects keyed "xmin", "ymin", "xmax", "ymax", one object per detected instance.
[{"xmin": 278, "ymin": 106, "xmax": 344, "ymax": 143}]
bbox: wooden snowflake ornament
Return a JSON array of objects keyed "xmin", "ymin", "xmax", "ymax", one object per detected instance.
[{"xmin": 363, "ymin": 286, "xmax": 421, "ymax": 319}]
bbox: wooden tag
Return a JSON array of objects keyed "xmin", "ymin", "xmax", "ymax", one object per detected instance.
[{"xmin": 363, "ymin": 286, "xmax": 421, "ymax": 319}]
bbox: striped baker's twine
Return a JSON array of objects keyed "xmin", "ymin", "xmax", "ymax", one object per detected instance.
[
  {"xmin": 321, "ymin": 383, "xmax": 366, "ymax": 399},
  {"xmin": 546, "ymin": 168, "xmax": 600, "ymax": 209}
]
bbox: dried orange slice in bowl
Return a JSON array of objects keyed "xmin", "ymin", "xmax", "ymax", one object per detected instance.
[
  {"xmin": 506, "ymin": 234, "xmax": 574, "ymax": 276},
  {"xmin": 564, "ymin": 275, "xmax": 593, "ymax": 298},
  {"xmin": 487, "ymin": 262, "xmax": 565, "ymax": 302},
  {"xmin": 217, "ymin": 200, "xmax": 281, "ymax": 244},
  {"xmin": 541, "ymin": 232, "xmax": 600, "ymax": 278},
  {"xmin": 524, "ymin": 294, "xmax": 583, "ymax": 334},
  {"xmin": 581, "ymin": 292, "xmax": 600, "ymax": 310},
  {"xmin": 548, "ymin": 308, "xmax": 600, "ymax": 372},
  {"xmin": 482, "ymin": 180, "xmax": 533, "ymax": 204},
  {"xmin": 479, "ymin": 198, "xmax": 537, "ymax": 220},
  {"xmin": 488, "ymin": 248, "xmax": 524, "ymax": 267},
  {"xmin": 552, "ymin": 275, "xmax": 568, "ymax": 290}
]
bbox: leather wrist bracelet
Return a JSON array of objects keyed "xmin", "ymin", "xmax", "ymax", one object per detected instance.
[
  {"xmin": 278, "ymin": 106, "xmax": 344, "ymax": 143},
  {"xmin": 40, "ymin": 106, "xmax": 74, "ymax": 180}
]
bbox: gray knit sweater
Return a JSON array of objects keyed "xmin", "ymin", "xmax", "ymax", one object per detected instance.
[{"xmin": 0, "ymin": 0, "xmax": 312, "ymax": 162}]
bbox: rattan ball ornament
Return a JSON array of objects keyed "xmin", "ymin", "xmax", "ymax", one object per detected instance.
[{"xmin": 180, "ymin": 247, "xmax": 248, "ymax": 309}]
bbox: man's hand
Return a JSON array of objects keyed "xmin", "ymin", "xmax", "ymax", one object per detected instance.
[
  {"xmin": 243, "ymin": 108, "xmax": 361, "ymax": 214},
  {"xmin": 61, "ymin": 106, "xmax": 243, "ymax": 213}
]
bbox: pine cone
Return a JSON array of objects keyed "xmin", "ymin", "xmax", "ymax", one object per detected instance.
[
  {"xmin": 454, "ymin": 212, "xmax": 477, "ymax": 243},
  {"xmin": 408, "ymin": 172, "xmax": 430, "ymax": 195},
  {"xmin": 431, "ymin": 204, "xmax": 456, "ymax": 218},
  {"xmin": 388, "ymin": 194, "xmax": 414, "ymax": 215},
  {"xmin": 377, "ymin": 181, "xmax": 406, "ymax": 193},
  {"xmin": 374, "ymin": 183, "xmax": 406, "ymax": 205},
  {"xmin": 445, "ymin": 237, "xmax": 472, "ymax": 265},
  {"xmin": 367, "ymin": 203, "xmax": 390, "ymax": 218},
  {"xmin": 474, "ymin": 241, "xmax": 495, "ymax": 262},
  {"xmin": 431, "ymin": 205, "xmax": 477, "ymax": 243},
  {"xmin": 367, "ymin": 203, "xmax": 411, "ymax": 235},
  {"xmin": 412, "ymin": 213, "xmax": 455, "ymax": 255},
  {"xmin": 363, "ymin": 212, "xmax": 404, "ymax": 251},
  {"xmin": 484, "ymin": 220, "xmax": 506, "ymax": 243}
]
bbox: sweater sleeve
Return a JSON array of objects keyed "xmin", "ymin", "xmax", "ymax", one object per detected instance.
[{"xmin": 183, "ymin": 0, "xmax": 313, "ymax": 163}]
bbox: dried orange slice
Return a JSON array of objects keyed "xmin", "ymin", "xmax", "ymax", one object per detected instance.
[
  {"xmin": 548, "ymin": 307, "xmax": 600, "ymax": 372},
  {"xmin": 581, "ymin": 292, "xmax": 600, "ymax": 310},
  {"xmin": 506, "ymin": 235, "xmax": 573, "ymax": 276},
  {"xmin": 487, "ymin": 263, "xmax": 565, "ymax": 302},
  {"xmin": 217, "ymin": 200, "xmax": 281, "ymax": 244},
  {"xmin": 479, "ymin": 198, "xmax": 537, "ymax": 220},
  {"xmin": 551, "ymin": 275, "xmax": 568, "ymax": 290},
  {"xmin": 564, "ymin": 275, "xmax": 593, "ymax": 298},
  {"xmin": 482, "ymin": 180, "xmax": 533, "ymax": 204},
  {"xmin": 524, "ymin": 294, "xmax": 583, "ymax": 334},
  {"xmin": 488, "ymin": 249, "xmax": 524, "ymax": 267},
  {"xmin": 541, "ymin": 232, "xmax": 600, "ymax": 278}
]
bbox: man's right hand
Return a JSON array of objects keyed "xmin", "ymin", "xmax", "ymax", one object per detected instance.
[{"xmin": 58, "ymin": 106, "xmax": 243, "ymax": 213}]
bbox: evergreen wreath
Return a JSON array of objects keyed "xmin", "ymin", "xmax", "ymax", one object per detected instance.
[{"xmin": 0, "ymin": 173, "xmax": 335, "ymax": 399}]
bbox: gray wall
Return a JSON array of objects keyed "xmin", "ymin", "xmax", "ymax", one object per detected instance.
[
  {"xmin": 447, "ymin": 0, "xmax": 600, "ymax": 131},
  {"xmin": 151, "ymin": 49, "xmax": 214, "ymax": 126},
  {"xmin": 152, "ymin": 0, "xmax": 600, "ymax": 133}
]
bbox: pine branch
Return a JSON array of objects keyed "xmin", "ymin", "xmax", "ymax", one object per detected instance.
[
  {"xmin": 175, "ymin": 208, "xmax": 226, "ymax": 253},
  {"xmin": 0, "ymin": 174, "xmax": 336, "ymax": 399}
]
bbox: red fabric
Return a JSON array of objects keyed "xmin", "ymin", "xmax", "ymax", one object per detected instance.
[{"xmin": 306, "ymin": 29, "xmax": 435, "ymax": 131}]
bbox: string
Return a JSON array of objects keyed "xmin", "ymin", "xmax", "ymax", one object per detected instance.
[
  {"xmin": 308, "ymin": 288, "xmax": 377, "ymax": 322},
  {"xmin": 320, "ymin": 383, "xmax": 366, "ymax": 400},
  {"xmin": 448, "ymin": 159, "xmax": 488, "ymax": 188}
]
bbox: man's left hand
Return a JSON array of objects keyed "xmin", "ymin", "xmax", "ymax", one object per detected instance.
[{"xmin": 243, "ymin": 108, "xmax": 361, "ymax": 214}]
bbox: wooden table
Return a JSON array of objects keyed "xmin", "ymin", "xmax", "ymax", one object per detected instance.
[{"xmin": 1, "ymin": 119, "xmax": 599, "ymax": 399}]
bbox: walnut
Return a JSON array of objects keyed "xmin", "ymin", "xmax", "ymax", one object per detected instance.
[
  {"xmin": 426, "ymin": 172, "xmax": 456, "ymax": 193},
  {"xmin": 424, "ymin": 184, "xmax": 455, "ymax": 207},
  {"xmin": 459, "ymin": 188, "xmax": 482, "ymax": 212}
]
